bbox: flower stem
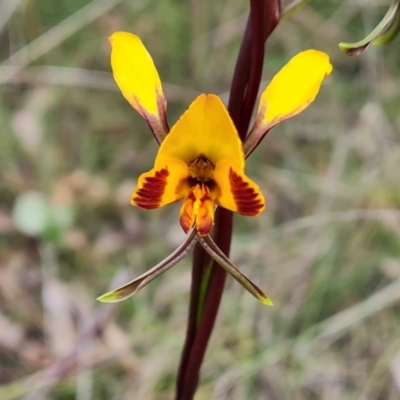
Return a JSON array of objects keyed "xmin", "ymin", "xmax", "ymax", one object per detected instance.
[
  {"xmin": 176, "ymin": 209, "xmax": 232, "ymax": 400},
  {"xmin": 175, "ymin": 2, "xmax": 281, "ymax": 399}
]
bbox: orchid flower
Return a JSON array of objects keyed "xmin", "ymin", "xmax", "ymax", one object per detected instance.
[{"xmin": 98, "ymin": 32, "xmax": 332, "ymax": 305}]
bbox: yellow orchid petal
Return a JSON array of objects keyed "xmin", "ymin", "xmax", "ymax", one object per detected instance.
[
  {"xmin": 244, "ymin": 49, "xmax": 332, "ymax": 157},
  {"xmin": 259, "ymin": 49, "xmax": 332, "ymax": 127},
  {"xmin": 156, "ymin": 94, "xmax": 244, "ymax": 169},
  {"xmin": 180, "ymin": 184, "xmax": 214, "ymax": 235},
  {"xmin": 131, "ymin": 157, "xmax": 189, "ymax": 209},
  {"xmin": 213, "ymin": 160, "xmax": 265, "ymax": 216},
  {"xmin": 109, "ymin": 31, "xmax": 168, "ymax": 142}
]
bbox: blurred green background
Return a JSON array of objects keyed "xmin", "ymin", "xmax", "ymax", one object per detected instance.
[{"xmin": 1, "ymin": 0, "xmax": 400, "ymax": 399}]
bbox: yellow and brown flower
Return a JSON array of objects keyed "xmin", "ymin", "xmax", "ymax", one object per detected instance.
[{"xmin": 109, "ymin": 31, "xmax": 332, "ymax": 236}]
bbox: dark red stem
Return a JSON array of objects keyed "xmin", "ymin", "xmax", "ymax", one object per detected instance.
[
  {"xmin": 176, "ymin": 2, "xmax": 281, "ymax": 399},
  {"xmin": 177, "ymin": 208, "xmax": 232, "ymax": 400},
  {"xmin": 176, "ymin": 240, "xmax": 210, "ymax": 392}
]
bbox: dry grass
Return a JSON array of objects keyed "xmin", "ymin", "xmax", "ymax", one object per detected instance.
[{"xmin": 1, "ymin": 0, "xmax": 400, "ymax": 399}]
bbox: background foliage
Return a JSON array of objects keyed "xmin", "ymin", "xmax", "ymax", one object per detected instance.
[{"xmin": 1, "ymin": 0, "xmax": 400, "ymax": 399}]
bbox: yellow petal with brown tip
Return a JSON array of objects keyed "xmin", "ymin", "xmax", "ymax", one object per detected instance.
[
  {"xmin": 259, "ymin": 49, "xmax": 332, "ymax": 128},
  {"xmin": 110, "ymin": 31, "xmax": 168, "ymax": 141}
]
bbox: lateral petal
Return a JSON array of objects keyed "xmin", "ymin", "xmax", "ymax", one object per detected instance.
[
  {"xmin": 244, "ymin": 50, "xmax": 332, "ymax": 157},
  {"xmin": 156, "ymin": 94, "xmax": 244, "ymax": 169},
  {"xmin": 131, "ymin": 157, "xmax": 189, "ymax": 209},
  {"xmin": 109, "ymin": 31, "xmax": 168, "ymax": 142},
  {"xmin": 213, "ymin": 160, "xmax": 265, "ymax": 216},
  {"xmin": 259, "ymin": 50, "xmax": 332, "ymax": 127}
]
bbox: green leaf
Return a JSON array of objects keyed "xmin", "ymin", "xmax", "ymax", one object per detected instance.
[
  {"xmin": 339, "ymin": 0, "xmax": 400, "ymax": 56},
  {"xmin": 374, "ymin": 6, "xmax": 400, "ymax": 46}
]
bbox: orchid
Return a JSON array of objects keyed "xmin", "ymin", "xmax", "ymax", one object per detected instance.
[{"xmin": 98, "ymin": 31, "xmax": 332, "ymax": 305}]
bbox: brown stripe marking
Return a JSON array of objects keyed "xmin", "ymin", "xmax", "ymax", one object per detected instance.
[
  {"xmin": 229, "ymin": 169, "xmax": 263, "ymax": 216},
  {"xmin": 132, "ymin": 168, "xmax": 169, "ymax": 209}
]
